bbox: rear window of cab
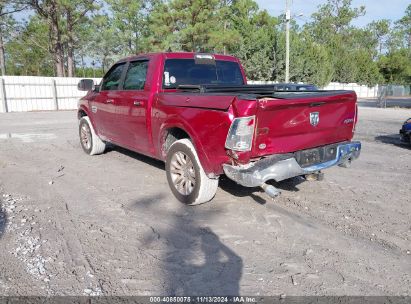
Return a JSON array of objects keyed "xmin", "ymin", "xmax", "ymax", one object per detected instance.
[{"xmin": 162, "ymin": 59, "xmax": 244, "ymax": 89}]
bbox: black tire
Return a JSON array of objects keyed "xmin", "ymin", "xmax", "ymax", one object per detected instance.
[
  {"xmin": 166, "ymin": 139, "xmax": 218, "ymax": 205},
  {"xmin": 79, "ymin": 117, "xmax": 106, "ymax": 155}
]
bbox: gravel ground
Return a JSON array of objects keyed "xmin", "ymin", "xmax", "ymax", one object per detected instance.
[{"xmin": 0, "ymin": 104, "xmax": 410, "ymax": 296}]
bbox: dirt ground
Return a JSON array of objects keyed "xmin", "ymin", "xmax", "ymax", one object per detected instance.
[{"xmin": 0, "ymin": 102, "xmax": 410, "ymax": 296}]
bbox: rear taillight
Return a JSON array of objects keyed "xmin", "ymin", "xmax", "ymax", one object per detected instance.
[{"xmin": 225, "ymin": 116, "xmax": 255, "ymax": 151}]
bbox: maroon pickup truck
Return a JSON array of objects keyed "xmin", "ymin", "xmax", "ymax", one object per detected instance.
[{"xmin": 77, "ymin": 52, "xmax": 361, "ymax": 205}]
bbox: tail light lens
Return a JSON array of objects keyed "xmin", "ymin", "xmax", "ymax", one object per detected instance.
[{"xmin": 225, "ymin": 116, "xmax": 255, "ymax": 151}]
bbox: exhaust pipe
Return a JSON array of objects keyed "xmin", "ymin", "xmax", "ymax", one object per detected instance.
[{"xmin": 261, "ymin": 183, "xmax": 281, "ymax": 199}]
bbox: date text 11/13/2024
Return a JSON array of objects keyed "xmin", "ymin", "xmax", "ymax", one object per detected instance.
[{"xmin": 149, "ymin": 296, "xmax": 257, "ymax": 303}]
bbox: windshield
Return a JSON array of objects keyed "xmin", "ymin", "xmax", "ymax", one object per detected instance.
[{"xmin": 163, "ymin": 59, "xmax": 244, "ymax": 89}]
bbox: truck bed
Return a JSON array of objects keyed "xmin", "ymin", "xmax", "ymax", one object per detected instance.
[
  {"xmin": 176, "ymin": 84, "xmax": 354, "ymax": 100},
  {"xmin": 161, "ymin": 84, "xmax": 358, "ymax": 156}
]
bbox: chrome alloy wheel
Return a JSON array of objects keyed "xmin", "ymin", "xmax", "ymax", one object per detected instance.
[
  {"xmin": 80, "ymin": 123, "xmax": 92, "ymax": 150},
  {"xmin": 170, "ymin": 151, "xmax": 196, "ymax": 195}
]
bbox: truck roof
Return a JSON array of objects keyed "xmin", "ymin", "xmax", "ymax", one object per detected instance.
[{"xmin": 116, "ymin": 52, "xmax": 240, "ymax": 64}]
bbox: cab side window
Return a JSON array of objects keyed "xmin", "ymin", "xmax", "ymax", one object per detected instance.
[
  {"xmin": 123, "ymin": 61, "xmax": 149, "ymax": 90},
  {"xmin": 101, "ymin": 63, "xmax": 126, "ymax": 91}
]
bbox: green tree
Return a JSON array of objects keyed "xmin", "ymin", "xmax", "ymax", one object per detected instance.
[
  {"xmin": 85, "ymin": 14, "xmax": 121, "ymax": 73},
  {"xmin": 306, "ymin": 0, "xmax": 365, "ymax": 43},
  {"xmin": 0, "ymin": 0, "xmax": 27, "ymax": 75},
  {"xmin": 28, "ymin": 0, "xmax": 66, "ymax": 76},
  {"xmin": 60, "ymin": 0, "xmax": 99, "ymax": 76},
  {"xmin": 304, "ymin": 0, "xmax": 381, "ymax": 86},
  {"xmin": 378, "ymin": 49, "xmax": 411, "ymax": 84},
  {"xmin": 2, "ymin": 0, "xmax": 408, "ymax": 86},
  {"xmin": 5, "ymin": 16, "xmax": 54, "ymax": 76},
  {"xmin": 367, "ymin": 19, "xmax": 390, "ymax": 55},
  {"xmin": 394, "ymin": 4, "xmax": 411, "ymax": 50},
  {"xmin": 230, "ymin": 0, "xmax": 278, "ymax": 80},
  {"xmin": 106, "ymin": 0, "xmax": 153, "ymax": 55},
  {"xmin": 149, "ymin": 0, "xmax": 223, "ymax": 52},
  {"xmin": 208, "ymin": 0, "xmax": 241, "ymax": 54},
  {"xmin": 288, "ymin": 32, "xmax": 334, "ymax": 86},
  {"xmin": 378, "ymin": 5, "xmax": 411, "ymax": 84},
  {"xmin": 26, "ymin": 0, "xmax": 98, "ymax": 77}
]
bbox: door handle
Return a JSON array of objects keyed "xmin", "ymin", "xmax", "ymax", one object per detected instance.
[
  {"xmin": 106, "ymin": 99, "xmax": 114, "ymax": 104},
  {"xmin": 133, "ymin": 100, "xmax": 144, "ymax": 106}
]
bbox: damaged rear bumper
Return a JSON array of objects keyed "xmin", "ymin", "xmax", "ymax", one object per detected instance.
[{"xmin": 223, "ymin": 141, "xmax": 361, "ymax": 187}]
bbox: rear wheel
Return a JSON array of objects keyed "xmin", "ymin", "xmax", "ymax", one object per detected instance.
[
  {"xmin": 79, "ymin": 116, "xmax": 106, "ymax": 155},
  {"xmin": 166, "ymin": 139, "xmax": 218, "ymax": 205}
]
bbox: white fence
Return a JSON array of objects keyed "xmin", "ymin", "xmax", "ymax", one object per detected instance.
[
  {"xmin": 0, "ymin": 76, "xmax": 101, "ymax": 113},
  {"xmin": 0, "ymin": 76, "xmax": 396, "ymax": 113},
  {"xmin": 322, "ymin": 82, "xmax": 378, "ymax": 98}
]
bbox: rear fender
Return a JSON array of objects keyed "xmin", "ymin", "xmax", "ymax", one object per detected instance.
[
  {"xmin": 159, "ymin": 119, "xmax": 214, "ymax": 176},
  {"xmin": 231, "ymin": 97, "xmax": 258, "ymax": 117}
]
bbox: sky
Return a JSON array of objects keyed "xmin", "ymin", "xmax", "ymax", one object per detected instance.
[{"xmin": 255, "ymin": 0, "xmax": 410, "ymax": 27}]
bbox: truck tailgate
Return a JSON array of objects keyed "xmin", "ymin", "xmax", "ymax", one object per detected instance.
[{"xmin": 253, "ymin": 91, "xmax": 357, "ymax": 156}]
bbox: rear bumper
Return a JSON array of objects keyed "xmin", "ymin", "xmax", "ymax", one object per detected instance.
[{"xmin": 223, "ymin": 141, "xmax": 361, "ymax": 187}]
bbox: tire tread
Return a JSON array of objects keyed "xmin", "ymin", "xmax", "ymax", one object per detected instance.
[
  {"xmin": 79, "ymin": 116, "xmax": 106, "ymax": 155},
  {"xmin": 168, "ymin": 139, "xmax": 218, "ymax": 205}
]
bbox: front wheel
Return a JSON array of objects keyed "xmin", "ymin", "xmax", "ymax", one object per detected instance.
[
  {"xmin": 79, "ymin": 116, "xmax": 106, "ymax": 155},
  {"xmin": 166, "ymin": 139, "xmax": 218, "ymax": 205}
]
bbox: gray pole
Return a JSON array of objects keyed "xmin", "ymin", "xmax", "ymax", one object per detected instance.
[
  {"xmin": 285, "ymin": 0, "xmax": 290, "ymax": 83},
  {"xmin": 51, "ymin": 79, "xmax": 59, "ymax": 110},
  {"xmin": 0, "ymin": 78, "xmax": 7, "ymax": 113}
]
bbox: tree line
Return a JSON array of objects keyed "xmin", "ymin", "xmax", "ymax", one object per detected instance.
[{"xmin": 0, "ymin": 0, "xmax": 410, "ymax": 87}]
